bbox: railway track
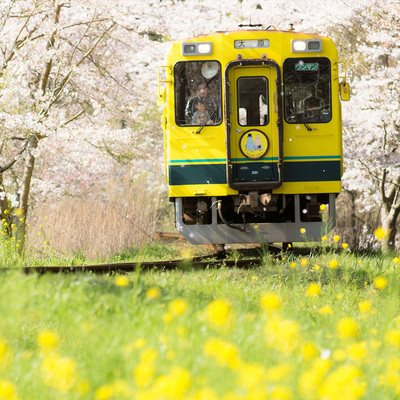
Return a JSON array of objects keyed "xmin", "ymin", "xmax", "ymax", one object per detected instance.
[
  {"xmin": 7, "ymin": 254, "xmax": 262, "ymax": 275},
  {"xmin": 2, "ymin": 239, "xmax": 315, "ymax": 275}
]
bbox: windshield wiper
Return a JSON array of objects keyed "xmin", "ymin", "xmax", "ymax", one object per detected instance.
[
  {"xmin": 288, "ymin": 104, "xmax": 312, "ymax": 131},
  {"xmin": 196, "ymin": 106, "xmax": 218, "ymax": 134}
]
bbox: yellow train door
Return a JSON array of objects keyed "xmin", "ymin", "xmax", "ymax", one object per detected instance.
[{"xmin": 225, "ymin": 60, "xmax": 283, "ymax": 190}]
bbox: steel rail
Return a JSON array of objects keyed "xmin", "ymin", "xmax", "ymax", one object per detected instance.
[{"xmin": 2, "ymin": 257, "xmax": 262, "ymax": 275}]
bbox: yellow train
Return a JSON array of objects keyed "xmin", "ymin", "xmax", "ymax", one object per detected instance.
[{"xmin": 158, "ymin": 25, "xmax": 349, "ymax": 247}]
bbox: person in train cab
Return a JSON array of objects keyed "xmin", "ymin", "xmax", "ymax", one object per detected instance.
[
  {"xmin": 185, "ymin": 81, "xmax": 219, "ymax": 124},
  {"xmin": 191, "ymin": 101, "xmax": 212, "ymax": 125}
]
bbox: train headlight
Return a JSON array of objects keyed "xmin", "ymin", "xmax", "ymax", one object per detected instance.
[
  {"xmin": 182, "ymin": 42, "xmax": 212, "ymax": 56},
  {"xmin": 292, "ymin": 40, "xmax": 307, "ymax": 52},
  {"xmin": 291, "ymin": 39, "xmax": 322, "ymax": 53},
  {"xmin": 198, "ymin": 43, "xmax": 212, "ymax": 54}
]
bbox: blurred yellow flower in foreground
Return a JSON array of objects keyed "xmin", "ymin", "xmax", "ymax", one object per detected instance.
[
  {"xmin": 41, "ymin": 354, "xmax": 78, "ymax": 393},
  {"xmin": 306, "ymin": 283, "xmax": 321, "ymax": 297},
  {"xmin": 0, "ymin": 379, "xmax": 19, "ymax": 400},
  {"xmin": 300, "ymin": 258, "xmax": 309, "ymax": 267},
  {"xmin": 168, "ymin": 298, "xmax": 189, "ymax": 316},
  {"xmin": 37, "ymin": 330, "xmax": 58, "ymax": 352},
  {"xmin": 328, "ymin": 259, "xmax": 339, "ymax": 269},
  {"xmin": 385, "ymin": 329, "xmax": 400, "ymax": 348},
  {"xmin": 205, "ymin": 299, "xmax": 234, "ymax": 332},
  {"xmin": 264, "ymin": 316, "xmax": 301, "ymax": 355},
  {"xmin": 260, "ymin": 292, "xmax": 281, "ymax": 313},
  {"xmin": 374, "ymin": 276, "xmax": 387, "ymax": 290},
  {"xmin": 333, "ymin": 235, "xmax": 340, "ymax": 242},
  {"xmin": 203, "ymin": 337, "xmax": 240, "ymax": 369},
  {"xmin": 114, "ymin": 276, "xmax": 129, "ymax": 287},
  {"xmin": 318, "ymin": 305, "xmax": 333, "ymax": 315},
  {"xmin": 319, "ymin": 365, "xmax": 366, "ymax": 400},
  {"xmin": 337, "ymin": 317, "xmax": 359, "ymax": 340},
  {"xmin": 374, "ymin": 227, "xmax": 390, "ymax": 241},
  {"xmin": 146, "ymin": 287, "xmax": 161, "ymax": 300},
  {"xmin": 0, "ymin": 340, "xmax": 12, "ymax": 372},
  {"xmin": 358, "ymin": 301, "xmax": 372, "ymax": 314},
  {"xmin": 153, "ymin": 366, "xmax": 192, "ymax": 399},
  {"xmin": 237, "ymin": 362, "xmax": 266, "ymax": 389}
]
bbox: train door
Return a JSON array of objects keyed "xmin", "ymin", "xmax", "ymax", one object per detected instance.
[{"xmin": 225, "ymin": 61, "xmax": 283, "ymax": 190}]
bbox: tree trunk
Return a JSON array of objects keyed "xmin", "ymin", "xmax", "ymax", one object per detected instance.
[
  {"xmin": 13, "ymin": 135, "xmax": 38, "ymax": 255},
  {"xmin": 380, "ymin": 199, "xmax": 400, "ymax": 254}
]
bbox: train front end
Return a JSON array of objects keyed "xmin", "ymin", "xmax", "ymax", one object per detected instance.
[{"xmin": 158, "ymin": 28, "xmax": 348, "ymax": 246}]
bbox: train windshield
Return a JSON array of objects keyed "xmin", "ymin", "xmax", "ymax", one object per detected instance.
[
  {"xmin": 283, "ymin": 57, "xmax": 331, "ymax": 124},
  {"xmin": 174, "ymin": 61, "xmax": 222, "ymax": 126}
]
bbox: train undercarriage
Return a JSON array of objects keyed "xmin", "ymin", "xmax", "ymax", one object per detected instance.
[{"xmin": 174, "ymin": 192, "xmax": 336, "ymax": 245}]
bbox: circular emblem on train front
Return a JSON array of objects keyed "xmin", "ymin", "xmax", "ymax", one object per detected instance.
[{"xmin": 239, "ymin": 129, "xmax": 269, "ymax": 160}]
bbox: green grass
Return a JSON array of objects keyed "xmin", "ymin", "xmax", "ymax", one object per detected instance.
[{"xmin": 0, "ymin": 247, "xmax": 399, "ymax": 400}]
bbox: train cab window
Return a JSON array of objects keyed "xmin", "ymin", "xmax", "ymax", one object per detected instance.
[
  {"xmin": 283, "ymin": 57, "xmax": 332, "ymax": 124},
  {"xmin": 237, "ymin": 76, "xmax": 269, "ymax": 126},
  {"xmin": 174, "ymin": 61, "xmax": 222, "ymax": 126}
]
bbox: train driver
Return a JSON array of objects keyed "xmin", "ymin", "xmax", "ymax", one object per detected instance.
[{"xmin": 185, "ymin": 81, "xmax": 220, "ymax": 124}]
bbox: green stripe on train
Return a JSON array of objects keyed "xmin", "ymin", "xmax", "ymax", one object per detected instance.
[{"xmin": 169, "ymin": 161, "xmax": 341, "ymax": 185}]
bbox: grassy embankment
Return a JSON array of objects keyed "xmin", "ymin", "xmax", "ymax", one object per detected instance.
[{"xmin": 0, "ymin": 240, "xmax": 399, "ymax": 400}]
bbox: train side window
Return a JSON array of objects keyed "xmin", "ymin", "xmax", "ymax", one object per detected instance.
[
  {"xmin": 283, "ymin": 57, "xmax": 332, "ymax": 124},
  {"xmin": 237, "ymin": 77, "xmax": 269, "ymax": 126},
  {"xmin": 174, "ymin": 61, "xmax": 222, "ymax": 126}
]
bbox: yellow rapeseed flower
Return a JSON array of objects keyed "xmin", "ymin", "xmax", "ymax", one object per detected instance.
[
  {"xmin": 306, "ymin": 283, "xmax": 321, "ymax": 297},
  {"xmin": 0, "ymin": 379, "xmax": 18, "ymax": 400},
  {"xmin": 203, "ymin": 337, "xmax": 240, "ymax": 369},
  {"xmin": 37, "ymin": 330, "xmax": 58, "ymax": 352},
  {"xmin": 347, "ymin": 341, "xmax": 368, "ymax": 361},
  {"xmin": 237, "ymin": 362, "xmax": 266, "ymax": 389},
  {"xmin": 289, "ymin": 262, "xmax": 296, "ymax": 269},
  {"xmin": 301, "ymin": 342, "xmax": 319, "ymax": 361},
  {"xmin": 114, "ymin": 276, "xmax": 129, "ymax": 287},
  {"xmin": 318, "ymin": 305, "xmax": 333, "ymax": 315},
  {"xmin": 133, "ymin": 362, "xmax": 155, "ymax": 388},
  {"xmin": 358, "ymin": 301, "xmax": 372, "ymax": 314},
  {"xmin": 260, "ymin": 292, "xmax": 281, "ymax": 313},
  {"xmin": 264, "ymin": 316, "xmax": 301, "ymax": 355},
  {"xmin": 300, "ymin": 228, "xmax": 306, "ymax": 234},
  {"xmin": 385, "ymin": 329, "xmax": 400, "ymax": 348},
  {"xmin": 374, "ymin": 227, "xmax": 390, "ymax": 241},
  {"xmin": 41, "ymin": 354, "xmax": 78, "ymax": 393},
  {"xmin": 328, "ymin": 259, "xmax": 339, "ymax": 269},
  {"xmin": 168, "ymin": 298, "xmax": 189, "ymax": 316},
  {"xmin": 333, "ymin": 235, "xmax": 340, "ymax": 242},
  {"xmin": 298, "ymin": 358, "xmax": 332, "ymax": 399},
  {"xmin": 145, "ymin": 287, "xmax": 161, "ymax": 300},
  {"xmin": 374, "ymin": 276, "xmax": 388, "ymax": 290},
  {"xmin": 318, "ymin": 365, "xmax": 366, "ymax": 400},
  {"xmin": 337, "ymin": 317, "xmax": 359, "ymax": 340},
  {"xmin": 0, "ymin": 339, "xmax": 12, "ymax": 372},
  {"xmin": 342, "ymin": 243, "xmax": 349, "ymax": 249},
  {"xmin": 205, "ymin": 299, "xmax": 234, "ymax": 332},
  {"xmin": 320, "ymin": 204, "xmax": 327, "ymax": 211},
  {"xmin": 153, "ymin": 366, "xmax": 192, "ymax": 399},
  {"xmin": 393, "ymin": 257, "xmax": 399, "ymax": 264},
  {"xmin": 300, "ymin": 258, "xmax": 309, "ymax": 267}
]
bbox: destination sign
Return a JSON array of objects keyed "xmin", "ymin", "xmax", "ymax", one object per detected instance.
[{"xmin": 234, "ymin": 39, "xmax": 270, "ymax": 49}]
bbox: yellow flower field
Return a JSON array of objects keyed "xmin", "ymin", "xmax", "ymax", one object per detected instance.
[{"xmin": 0, "ymin": 247, "xmax": 398, "ymax": 399}]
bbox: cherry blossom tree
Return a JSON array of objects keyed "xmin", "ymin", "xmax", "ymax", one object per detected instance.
[
  {"xmin": 1, "ymin": 0, "xmax": 398, "ymax": 254},
  {"xmin": 334, "ymin": 0, "xmax": 400, "ymax": 252}
]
